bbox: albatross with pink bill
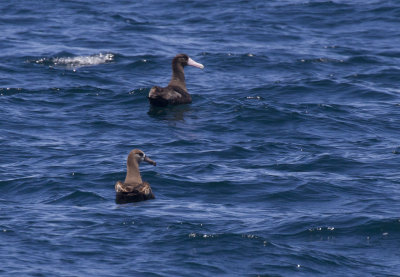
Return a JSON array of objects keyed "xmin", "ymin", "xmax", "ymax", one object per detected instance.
[{"xmin": 148, "ymin": 54, "xmax": 204, "ymax": 107}]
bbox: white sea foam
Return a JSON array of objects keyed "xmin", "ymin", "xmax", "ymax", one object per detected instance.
[
  {"xmin": 52, "ymin": 53, "xmax": 114, "ymax": 68},
  {"xmin": 33, "ymin": 53, "xmax": 115, "ymax": 68}
]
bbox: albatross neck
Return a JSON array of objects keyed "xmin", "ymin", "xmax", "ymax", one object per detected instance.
[
  {"xmin": 124, "ymin": 159, "xmax": 143, "ymax": 184},
  {"xmin": 169, "ymin": 62, "xmax": 187, "ymax": 89}
]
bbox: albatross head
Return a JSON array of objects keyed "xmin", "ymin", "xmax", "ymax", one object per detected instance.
[
  {"xmin": 174, "ymin": 54, "xmax": 204, "ymax": 69},
  {"xmin": 129, "ymin": 149, "xmax": 156, "ymax": 166}
]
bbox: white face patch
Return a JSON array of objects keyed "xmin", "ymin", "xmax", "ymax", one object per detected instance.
[{"xmin": 137, "ymin": 152, "xmax": 146, "ymax": 162}]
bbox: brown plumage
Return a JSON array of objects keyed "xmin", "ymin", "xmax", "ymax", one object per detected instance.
[
  {"xmin": 115, "ymin": 149, "xmax": 156, "ymax": 204},
  {"xmin": 148, "ymin": 53, "xmax": 204, "ymax": 107}
]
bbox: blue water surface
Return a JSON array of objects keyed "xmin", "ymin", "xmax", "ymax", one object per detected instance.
[{"xmin": 1, "ymin": 0, "xmax": 400, "ymax": 276}]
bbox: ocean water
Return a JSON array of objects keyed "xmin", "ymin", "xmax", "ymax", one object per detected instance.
[{"xmin": 1, "ymin": 0, "xmax": 400, "ymax": 276}]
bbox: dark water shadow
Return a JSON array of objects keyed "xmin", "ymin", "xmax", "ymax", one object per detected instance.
[
  {"xmin": 115, "ymin": 192, "xmax": 154, "ymax": 204},
  {"xmin": 147, "ymin": 104, "xmax": 192, "ymax": 121}
]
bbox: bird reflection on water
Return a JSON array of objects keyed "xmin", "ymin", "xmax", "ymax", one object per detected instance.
[{"xmin": 147, "ymin": 104, "xmax": 192, "ymax": 122}]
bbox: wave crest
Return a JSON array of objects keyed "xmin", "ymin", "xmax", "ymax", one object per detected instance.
[{"xmin": 33, "ymin": 53, "xmax": 115, "ymax": 68}]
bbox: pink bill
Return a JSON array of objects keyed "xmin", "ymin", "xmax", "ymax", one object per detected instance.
[{"xmin": 187, "ymin": 57, "xmax": 204, "ymax": 69}]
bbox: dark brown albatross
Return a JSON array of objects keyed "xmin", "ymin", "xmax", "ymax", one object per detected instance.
[
  {"xmin": 148, "ymin": 54, "xmax": 204, "ymax": 107},
  {"xmin": 115, "ymin": 149, "xmax": 156, "ymax": 204}
]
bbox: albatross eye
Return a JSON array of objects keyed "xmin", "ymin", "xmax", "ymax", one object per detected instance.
[{"xmin": 138, "ymin": 152, "xmax": 144, "ymax": 157}]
